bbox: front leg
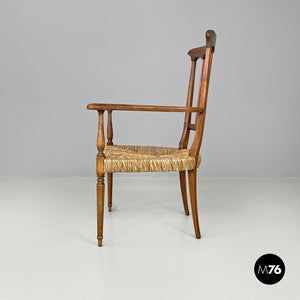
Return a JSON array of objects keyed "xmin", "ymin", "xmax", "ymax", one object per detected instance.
[
  {"xmin": 97, "ymin": 173, "xmax": 105, "ymax": 246},
  {"xmin": 96, "ymin": 110, "xmax": 106, "ymax": 246}
]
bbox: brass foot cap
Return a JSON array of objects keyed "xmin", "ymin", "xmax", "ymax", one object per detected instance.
[
  {"xmin": 98, "ymin": 239, "xmax": 103, "ymax": 247},
  {"xmin": 108, "ymin": 206, "xmax": 112, "ymax": 212}
]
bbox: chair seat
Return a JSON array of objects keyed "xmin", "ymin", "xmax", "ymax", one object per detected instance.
[{"xmin": 103, "ymin": 145, "xmax": 201, "ymax": 172}]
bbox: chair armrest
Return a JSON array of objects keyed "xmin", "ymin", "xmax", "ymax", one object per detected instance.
[{"xmin": 87, "ymin": 103, "xmax": 203, "ymax": 113}]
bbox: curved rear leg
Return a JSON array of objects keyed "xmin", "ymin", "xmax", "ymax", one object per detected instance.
[
  {"xmin": 179, "ymin": 171, "xmax": 189, "ymax": 215},
  {"xmin": 188, "ymin": 169, "xmax": 201, "ymax": 238},
  {"xmin": 107, "ymin": 172, "xmax": 113, "ymax": 212}
]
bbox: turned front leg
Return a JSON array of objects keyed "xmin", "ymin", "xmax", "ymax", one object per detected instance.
[
  {"xmin": 96, "ymin": 110, "xmax": 105, "ymax": 246},
  {"xmin": 97, "ymin": 173, "xmax": 105, "ymax": 246}
]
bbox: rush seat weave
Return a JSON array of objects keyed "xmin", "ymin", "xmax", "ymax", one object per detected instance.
[{"xmin": 103, "ymin": 145, "xmax": 201, "ymax": 172}]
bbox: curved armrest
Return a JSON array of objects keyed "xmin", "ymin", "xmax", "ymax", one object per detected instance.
[{"xmin": 87, "ymin": 103, "xmax": 203, "ymax": 113}]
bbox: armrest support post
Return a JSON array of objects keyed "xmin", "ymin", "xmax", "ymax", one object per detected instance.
[{"xmin": 96, "ymin": 110, "xmax": 105, "ymax": 174}]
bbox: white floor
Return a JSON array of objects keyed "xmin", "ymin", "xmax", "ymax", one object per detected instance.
[{"xmin": 0, "ymin": 177, "xmax": 299, "ymax": 300}]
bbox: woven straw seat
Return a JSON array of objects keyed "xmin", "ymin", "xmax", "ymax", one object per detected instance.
[{"xmin": 104, "ymin": 145, "xmax": 201, "ymax": 172}]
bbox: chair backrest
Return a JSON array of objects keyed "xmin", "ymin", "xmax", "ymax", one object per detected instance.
[{"xmin": 179, "ymin": 30, "xmax": 216, "ymax": 159}]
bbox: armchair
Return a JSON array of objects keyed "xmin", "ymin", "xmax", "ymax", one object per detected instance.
[{"xmin": 87, "ymin": 30, "xmax": 216, "ymax": 246}]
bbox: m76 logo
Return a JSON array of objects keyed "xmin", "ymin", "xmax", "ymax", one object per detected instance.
[
  {"xmin": 254, "ymin": 254, "xmax": 285, "ymax": 284},
  {"xmin": 257, "ymin": 265, "xmax": 282, "ymax": 275}
]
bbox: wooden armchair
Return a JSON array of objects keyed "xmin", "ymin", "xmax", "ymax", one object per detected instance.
[{"xmin": 87, "ymin": 30, "xmax": 216, "ymax": 246}]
